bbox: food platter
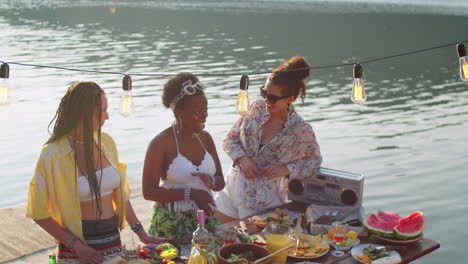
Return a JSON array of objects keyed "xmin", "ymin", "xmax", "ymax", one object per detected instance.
[
  {"xmin": 372, "ymin": 233, "xmax": 423, "ymax": 244},
  {"xmin": 252, "ymin": 208, "xmax": 289, "ymax": 227},
  {"xmin": 351, "ymin": 244, "xmax": 401, "ymax": 264},
  {"xmin": 288, "ymin": 234, "xmax": 329, "ymax": 259}
]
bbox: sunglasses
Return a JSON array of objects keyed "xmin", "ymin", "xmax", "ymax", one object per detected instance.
[
  {"xmin": 169, "ymin": 80, "xmax": 206, "ymax": 110},
  {"xmin": 260, "ymin": 86, "xmax": 290, "ymax": 104}
]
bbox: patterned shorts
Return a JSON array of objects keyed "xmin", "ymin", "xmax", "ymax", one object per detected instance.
[{"xmin": 148, "ymin": 202, "xmax": 219, "ymax": 244}]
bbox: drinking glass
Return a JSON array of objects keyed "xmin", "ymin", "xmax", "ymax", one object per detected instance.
[
  {"xmin": 330, "ymin": 222, "xmax": 348, "ymax": 257},
  {"xmin": 263, "ymin": 224, "xmax": 296, "ymax": 264},
  {"xmin": 123, "ymin": 243, "xmax": 140, "ymax": 261},
  {"xmin": 332, "ymin": 222, "xmax": 348, "ymax": 244}
]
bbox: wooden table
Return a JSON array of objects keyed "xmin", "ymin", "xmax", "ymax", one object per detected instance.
[{"xmin": 230, "ymin": 202, "xmax": 440, "ymax": 264}]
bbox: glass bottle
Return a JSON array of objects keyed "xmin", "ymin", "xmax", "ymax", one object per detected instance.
[
  {"xmin": 48, "ymin": 251, "xmax": 57, "ymax": 264},
  {"xmin": 188, "ymin": 210, "xmax": 218, "ymax": 264}
]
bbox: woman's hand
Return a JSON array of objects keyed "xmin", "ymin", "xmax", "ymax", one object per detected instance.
[
  {"xmin": 74, "ymin": 241, "xmax": 105, "ymax": 264},
  {"xmin": 191, "ymin": 189, "xmax": 216, "ymax": 216},
  {"xmin": 262, "ymin": 165, "xmax": 290, "ymax": 180},
  {"xmin": 192, "ymin": 173, "xmax": 214, "ymax": 189},
  {"xmin": 137, "ymin": 230, "xmax": 173, "ymax": 245},
  {"xmin": 238, "ymin": 156, "xmax": 261, "ymax": 180}
]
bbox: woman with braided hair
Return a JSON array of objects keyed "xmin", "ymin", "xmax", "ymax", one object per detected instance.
[{"xmin": 27, "ymin": 82, "xmax": 163, "ymax": 264}]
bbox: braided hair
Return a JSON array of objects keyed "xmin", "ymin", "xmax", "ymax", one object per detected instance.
[{"xmin": 46, "ymin": 82, "xmax": 105, "ymax": 218}]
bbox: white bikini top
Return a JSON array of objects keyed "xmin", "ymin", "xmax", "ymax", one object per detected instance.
[
  {"xmin": 78, "ymin": 166, "xmax": 120, "ymax": 202},
  {"xmin": 160, "ymin": 125, "xmax": 216, "ymax": 192}
]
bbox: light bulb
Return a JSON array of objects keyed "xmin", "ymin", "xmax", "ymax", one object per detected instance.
[
  {"xmin": 119, "ymin": 75, "xmax": 134, "ymax": 117},
  {"xmin": 0, "ymin": 63, "xmax": 10, "ymax": 105},
  {"xmin": 457, "ymin": 44, "xmax": 468, "ymax": 81},
  {"xmin": 351, "ymin": 64, "xmax": 367, "ymax": 104},
  {"xmin": 236, "ymin": 74, "xmax": 250, "ymax": 115}
]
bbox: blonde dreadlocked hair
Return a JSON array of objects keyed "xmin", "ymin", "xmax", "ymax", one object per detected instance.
[{"xmin": 46, "ymin": 81, "xmax": 105, "ymax": 218}]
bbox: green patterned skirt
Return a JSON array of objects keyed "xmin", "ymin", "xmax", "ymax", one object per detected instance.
[{"xmin": 148, "ymin": 202, "xmax": 219, "ymax": 244}]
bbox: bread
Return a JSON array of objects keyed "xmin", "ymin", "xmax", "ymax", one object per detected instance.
[
  {"xmin": 127, "ymin": 260, "xmax": 150, "ymax": 264},
  {"xmin": 102, "ymin": 256, "xmax": 128, "ymax": 264}
]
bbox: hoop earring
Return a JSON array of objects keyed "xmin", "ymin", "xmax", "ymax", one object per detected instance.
[
  {"xmin": 287, "ymin": 103, "xmax": 291, "ymax": 120},
  {"xmin": 177, "ymin": 117, "xmax": 183, "ymax": 134}
]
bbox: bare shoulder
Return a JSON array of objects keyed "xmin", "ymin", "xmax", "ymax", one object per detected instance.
[
  {"xmin": 198, "ymin": 130, "xmax": 215, "ymax": 145},
  {"xmin": 147, "ymin": 127, "xmax": 174, "ymax": 153}
]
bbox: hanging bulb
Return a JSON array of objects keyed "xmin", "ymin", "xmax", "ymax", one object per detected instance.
[
  {"xmin": 457, "ymin": 43, "xmax": 468, "ymax": 81},
  {"xmin": 236, "ymin": 74, "xmax": 250, "ymax": 115},
  {"xmin": 119, "ymin": 75, "xmax": 134, "ymax": 117},
  {"xmin": 0, "ymin": 63, "xmax": 10, "ymax": 105},
  {"xmin": 351, "ymin": 63, "xmax": 367, "ymax": 104}
]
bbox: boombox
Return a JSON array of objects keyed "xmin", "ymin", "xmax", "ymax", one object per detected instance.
[{"xmin": 288, "ymin": 167, "xmax": 364, "ymax": 207}]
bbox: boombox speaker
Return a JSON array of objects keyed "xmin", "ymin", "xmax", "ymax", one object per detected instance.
[{"xmin": 288, "ymin": 167, "xmax": 364, "ymax": 207}]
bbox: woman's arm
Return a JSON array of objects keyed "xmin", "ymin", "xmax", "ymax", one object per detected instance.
[
  {"xmin": 284, "ymin": 124, "xmax": 322, "ymax": 179},
  {"xmin": 142, "ymin": 135, "xmax": 185, "ymax": 203},
  {"xmin": 124, "ymin": 201, "xmax": 167, "ymax": 244},
  {"xmin": 34, "ymin": 218, "xmax": 104, "ymax": 263},
  {"xmin": 142, "ymin": 134, "xmax": 215, "ymax": 214},
  {"xmin": 222, "ymin": 115, "xmax": 249, "ymax": 164},
  {"xmin": 201, "ymin": 131, "xmax": 225, "ymax": 191},
  {"xmin": 263, "ymin": 124, "xmax": 322, "ymax": 180}
]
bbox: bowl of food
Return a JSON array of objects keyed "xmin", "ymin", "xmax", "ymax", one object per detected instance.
[{"xmin": 218, "ymin": 243, "xmax": 272, "ymax": 264}]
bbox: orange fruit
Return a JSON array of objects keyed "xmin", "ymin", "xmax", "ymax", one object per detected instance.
[{"xmin": 328, "ymin": 229, "xmax": 335, "ymax": 240}]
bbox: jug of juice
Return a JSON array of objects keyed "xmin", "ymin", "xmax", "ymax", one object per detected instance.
[{"xmin": 263, "ymin": 224, "xmax": 296, "ymax": 264}]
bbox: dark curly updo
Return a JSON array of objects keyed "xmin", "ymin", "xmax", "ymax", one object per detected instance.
[
  {"xmin": 162, "ymin": 73, "xmax": 202, "ymax": 111},
  {"xmin": 268, "ymin": 56, "xmax": 310, "ymax": 102}
]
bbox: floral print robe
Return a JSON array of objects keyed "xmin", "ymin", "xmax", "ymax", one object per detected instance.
[{"xmin": 223, "ymin": 99, "xmax": 322, "ymax": 211}]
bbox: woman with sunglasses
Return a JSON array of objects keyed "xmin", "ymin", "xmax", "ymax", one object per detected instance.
[
  {"xmin": 142, "ymin": 73, "xmax": 225, "ymax": 243},
  {"xmin": 215, "ymin": 56, "xmax": 322, "ymax": 222}
]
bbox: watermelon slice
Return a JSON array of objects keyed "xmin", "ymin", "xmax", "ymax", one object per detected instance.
[
  {"xmin": 378, "ymin": 211, "xmax": 402, "ymax": 226},
  {"xmin": 364, "ymin": 213, "xmax": 395, "ymax": 238},
  {"xmin": 394, "ymin": 211, "xmax": 424, "ymax": 239}
]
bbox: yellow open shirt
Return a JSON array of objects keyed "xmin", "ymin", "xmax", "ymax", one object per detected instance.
[{"xmin": 26, "ymin": 132, "xmax": 130, "ymax": 241}]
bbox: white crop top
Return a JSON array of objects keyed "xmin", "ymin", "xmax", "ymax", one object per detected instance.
[
  {"xmin": 78, "ymin": 166, "xmax": 120, "ymax": 202},
  {"xmin": 160, "ymin": 125, "xmax": 216, "ymax": 192}
]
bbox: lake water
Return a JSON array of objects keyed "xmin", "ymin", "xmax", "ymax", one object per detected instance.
[{"xmin": 1, "ymin": 1, "xmax": 467, "ymax": 263}]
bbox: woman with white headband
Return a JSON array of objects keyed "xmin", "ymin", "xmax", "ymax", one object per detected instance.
[
  {"xmin": 142, "ymin": 73, "xmax": 225, "ymax": 243},
  {"xmin": 215, "ymin": 56, "xmax": 322, "ymax": 222}
]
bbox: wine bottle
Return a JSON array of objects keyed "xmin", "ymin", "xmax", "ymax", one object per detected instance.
[{"xmin": 188, "ymin": 210, "xmax": 218, "ymax": 264}]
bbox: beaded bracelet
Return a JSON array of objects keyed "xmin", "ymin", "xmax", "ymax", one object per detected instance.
[
  {"xmin": 131, "ymin": 221, "xmax": 143, "ymax": 233},
  {"xmin": 66, "ymin": 235, "xmax": 78, "ymax": 250},
  {"xmin": 184, "ymin": 186, "xmax": 191, "ymax": 201}
]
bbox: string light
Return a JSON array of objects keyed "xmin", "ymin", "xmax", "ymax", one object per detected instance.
[
  {"xmin": 1, "ymin": 38, "xmax": 467, "ymax": 108},
  {"xmin": 0, "ymin": 63, "xmax": 10, "ymax": 105},
  {"xmin": 457, "ymin": 43, "xmax": 468, "ymax": 81},
  {"xmin": 236, "ymin": 74, "xmax": 250, "ymax": 115},
  {"xmin": 351, "ymin": 64, "xmax": 367, "ymax": 105},
  {"xmin": 119, "ymin": 75, "xmax": 134, "ymax": 117}
]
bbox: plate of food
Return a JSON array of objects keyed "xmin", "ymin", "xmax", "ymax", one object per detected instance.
[
  {"xmin": 288, "ymin": 234, "xmax": 329, "ymax": 259},
  {"xmin": 323, "ymin": 230, "xmax": 360, "ymax": 251},
  {"xmin": 143, "ymin": 242, "xmax": 179, "ymax": 262},
  {"xmin": 251, "ymin": 208, "xmax": 290, "ymax": 227},
  {"xmin": 351, "ymin": 244, "xmax": 401, "ymax": 264}
]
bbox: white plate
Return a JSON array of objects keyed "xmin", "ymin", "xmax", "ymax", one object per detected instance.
[
  {"xmin": 351, "ymin": 244, "xmax": 401, "ymax": 264},
  {"xmin": 329, "ymin": 238, "xmax": 360, "ymax": 251}
]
